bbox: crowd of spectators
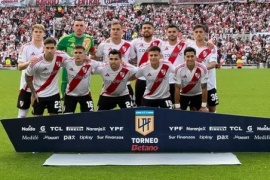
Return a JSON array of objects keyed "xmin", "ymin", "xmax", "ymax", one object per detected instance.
[{"xmin": 0, "ymin": 2, "xmax": 270, "ymax": 67}]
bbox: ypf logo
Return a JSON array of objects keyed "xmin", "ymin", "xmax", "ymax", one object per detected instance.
[{"xmin": 135, "ymin": 110, "xmax": 154, "ymax": 136}]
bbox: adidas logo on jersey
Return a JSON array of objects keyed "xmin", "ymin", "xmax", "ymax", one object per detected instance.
[
  {"xmin": 139, "ymin": 44, "xmax": 144, "ymax": 47},
  {"xmin": 69, "ymin": 68, "xmax": 74, "ymax": 71},
  {"xmin": 31, "ymin": 52, "xmax": 35, "ymax": 56},
  {"xmin": 43, "ymin": 67, "xmax": 48, "ymax": 71},
  {"xmin": 105, "ymin": 73, "xmax": 110, "ymax": 77},
  {"xmin": 165, "ymin": 47, "xmax": 168, "ymax": 50},
  {"xmin": 147, "ymin": 73, "xmax": 151, "ymax": 76},
  {"xmin": 182, "ymin": 75, "xmax": 187, "ymax": 78}
]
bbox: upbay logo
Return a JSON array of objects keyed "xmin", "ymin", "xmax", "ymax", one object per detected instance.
[{"xmin": 135, "ymin": 110, "xmax": 154, "ymax": 136}]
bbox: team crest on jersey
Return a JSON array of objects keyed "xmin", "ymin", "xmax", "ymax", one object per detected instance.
[
  {"xmin": 161, "ymin": 69, "xmax": 166, "ymax": 75},
  {"xmin": 56, "ymin": 61, "xmax": 61, "ymax": 67},
  {"xmin": 122, "ymin": 46, "xmax": 127, "ymax": 53},
  {"xmin": 177, "ymin": 44, "xmax": 182, "ymax": 50},
  {"xmin": 20, "ymin": 101, "xmax": 24, "ymax": 107},
  {"xmin": 165, "ymin": 47, "xmax": 168, "ymax": 50},
  {"xmin": 203, "ymin": 51, "xmax": 208, "ymax": 58},
  {"xmin": 195, "ymin": 73, "xmax": 201, "ymax": 79},
  {"xmin": 153, "ymin": 42, "xmax": 157, "ymax": 46},
  {"xmin": 82, "ymin": 67, "xmax": 87, "ymax": 73},
  {"xmin": 120, "ymin": 72, "xmax": 125, "ymax": 77}
]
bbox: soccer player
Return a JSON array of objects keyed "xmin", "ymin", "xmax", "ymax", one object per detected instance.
[
  {"xmin": 161, "ymin": 24, "xmax": 187, "ymax": 104},
  {"xmin": 174, "ymin": 47, "xmax": 209, "ymax": 112},
  {"xmin": 16, "ymin": 24, "xmax": 45, "ymax": 118},
  {"xmin": 135, "ymin": 46, "xmax": 174, "ymax": 109},
  {"xmin": 95, "ymin": 49, "xmax": 137, "ymax": 110},
  {"xmin": 57, "ymin": 16, "xmax": 95, "ymax": 100},
  {"xmin": 93, "ymin": 21, "xmax": 135, "ymax": 105},
  {"xmin": 130, "ymin": 21, "xmax": 163, "ymax": 107},
  {"xmin": 25, "ymin": 37, "xmax": 70, "ymax": 116},
  {"xmin": 189, "ymin": 24, "xmax": 219, "ymax": 113},
  {"xmin": 63, "ymin": 45, "xmax": 100, "ymax": 113}
]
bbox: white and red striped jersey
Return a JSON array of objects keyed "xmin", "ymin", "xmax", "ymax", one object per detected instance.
[
  {"xmin": 63, "ymin": 60, "xmax": 100, "ymax": 96},
  {"xmin": 130, "ymin": 37, "xmax": 163, "ymax": 80},
  {"xmin": 95, "ymin": 63, "xmax": 137, "ymax": 97},
  {"xmin": 26, "ymin": 51, "xmax": 70, "ymax": 97},
  {"xmin": 18, "ymin": 42, "xmax": 43, "ymax": 92},
  {"xmin": 188, "ymin": 42, "xmax": 218, "ymax": 90},
  {"xmin": 161, "ymin": 40, "xmax": 187, "ymax": 84},
  {"xmin": 175, "ymin": 62, "xmax": 208, "ymax": 96},
  {"xmin": 136, "ymin": 60, "xmax": 174, "ymax": 99},
  {"xmin": 96, "ymin": 39, "xmax": 132, "ymax": 62}
]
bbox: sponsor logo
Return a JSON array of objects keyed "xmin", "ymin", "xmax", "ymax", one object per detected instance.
[
  {"xmin": 66, "ymin": 126, "xmax": 84, "ymax": 131},
  {"xmin": 169, "ymin": 126, "xmax": 183, "ymax": 131},
  {"xmin": 22, "ymin": 135, "xmax": 39, "ymax": 140},
  {"xmin": 63, "ymin": 135, "xmax": 76, "ymax": 141},
  {"xmin": 217, "ymin": 135, "xmax": 229, "ymax": 140},
  {"xmin": 131, "ymin": 138, "xmax": 158, "ymax": 143},
  {"xmin": 110, "ymin": 127, "xmax": 124, "ymax": 131},
  {"xmin": 86, "ymin": 127, "xmax": 106, "ymax": 132},
  {"xmin": 22, "ymin": 125, "xmax": 36, "ymax": 132},
  {"xmin": 176, "ymin": 135, "xmax": 195, "ymax": 139},
  {"xmin": 39, "ymin": 126, "xmax": 46, "ymax": 133},
  {"xmin": 131, "ymin": 145, "xmax": 158, "ymax": 152},
  {"xmin": 50, "ymin": 127, "xmax": 64, "ymax": 131},
  {"xmin": 199, "ymin": 135, "xmax": 213, "ymax": 140},
  {"xmin": 229, "ymin": 126, "xmax": 243, "ymax": 131},
  {"xmin": 246, "ymin": 126, "xmax": 254, "ymax": 133},
  {"xmin": 43, "ymin": 135, "xmax": 59, "ymax": 140},
  {"xmin": 257, "ymin": 125, "xmax": 270, "ymax": 131},
  {"xmin": 254, "ymin": 135, "xmax": 270, "ymax": 140},
  {"xmin": 79, "ymin": 135, "xmax": 93, "ymax": 140},
  {"xmin": 233, "ymin": 135, "xmax": 250, "ymax": 140},
  {"xmin": 186, "ymin": 127, "xmax": 206, "ymax": 132},
  {"xmin": 209, "ymin": 126, "xmax": 227, "ymax": 131},
  {"xmin": 135, "ymin": 110, "xmax": 154, "ymax": 136}
]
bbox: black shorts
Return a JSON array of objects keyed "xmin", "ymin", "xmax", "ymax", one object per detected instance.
[
  {"xmin": 208, "ymin": 88, "xmax": 219, "ymax": 107},
  {"xmin": 180, "ymin": 94, "xmax": 202, "ymax": 110},
  {"xmin": 141, "ymin": 97, "xmax": 173, "ymax": 109},
  {"xmin": 32, "ymin": 93, "xmax": 61, "ymax": 115},
  {"xmin": 97, "ymin": 94, "xmax": 132, "ymax": 111},
  {"xmin": 64, "ymin": 93, "xmax": 94, "ymax": 113},
  {"xmin": 169, "ymin": 83, "xmax": 175, "ymax": 104},
  {"xmin": 135, "ymin": 79, "xmax": 146, "ymax": 107},
  {"xmin": 17, "ymin": 89, "xmax": 31, "ymax": 109}
]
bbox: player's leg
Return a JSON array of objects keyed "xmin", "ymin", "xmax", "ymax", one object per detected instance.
[
  {"xmin": 32, "ymin": 97, "xmax": 46, "ymax": 117},
  {"xmin": 63, "ymin": 94, "xmax": 77, "ymax": 114},
  {"xmin": 135, "ymin": 79, "xmax": 146, "ymax": 107},
  {"xmin": 169, "ymin": 84, "xmax": 175, "ymax": 104},
  {"xmin": 47, "ymin": 94, "xmax": 62, "ymax": 115},
  {"xmin": 158, "ymin": 97, "xmax": 173, "ymax": 109},
  {"xmin": 17, "ymin": 89, "xmax": 31, "ymax": 118},
  {"xmin": 97, "ymin": 96, "xmax": 116, "ymax": 111},
  {"xmin": 117, "ymin": 95, "xmax": 133, "ymax": 109},
  {"xmin": 207, "ymin": 88, "xmax": 219, "ymax": 113},
  {"xmin": 179, "ymin": 95, "xmax": 189, "ymax": 110},
  {"xmin": 79, "ymin": 94, "xmax": 94, "ymax": 112},
  {"xmin": 127, "ymin": 83, "xmax": 135, "ymax": 106}
]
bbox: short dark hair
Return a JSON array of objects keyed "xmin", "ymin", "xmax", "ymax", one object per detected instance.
[
  {"xmin": 166, "ymin": 24, "xmax": 180, "ymax": 31},
  {"xmin": 147, "ymin": 46, "xmax": 161, "ymax": 53},
  {"xmin": 193, "ymin": 24, "xmax": 207, "ymax": 32},
  {"xmin": 141, "ymin": 21, "xmax": 154, "ymax": 28},
  {"xmin": 74, "ymin": 45, "xmax": 85, "ymax": 51},
  {"xmin": 44, "ymin": 37, "xmax": 56, "ymax": 46},
  {"xmin": 75, "ymin": 16, "xmax": 84, "ymax": 22},
  {"xmin": 109, "ymin": 49, "xmax": 122, "ymax": 59},
  {"xmin": 184, "ymin": 47, "xmax": 196, "ymax": 56}
]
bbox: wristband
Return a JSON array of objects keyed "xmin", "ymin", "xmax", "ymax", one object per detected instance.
[
  {"xmin": 174, "ymin": 104, "xmax": 180, "ymax": 109},
  {"xmin": 201, "ymin": 102, "xmax": 207, "ymax": 108}
]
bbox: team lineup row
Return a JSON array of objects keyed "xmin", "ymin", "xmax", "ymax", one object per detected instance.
[{"xmin": 16, "ymin": 18, "xmax": 219, "ymax": 118}]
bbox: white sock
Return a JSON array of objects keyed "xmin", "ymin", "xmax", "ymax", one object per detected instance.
[{"xmin": 18, "ymin": 109, "xmax": 29, "ymax": 118}]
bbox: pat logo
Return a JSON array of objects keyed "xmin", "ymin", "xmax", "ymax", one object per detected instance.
[{"xmin": 135, "ymin": 110, "xmax": 154, "ymax": 136}]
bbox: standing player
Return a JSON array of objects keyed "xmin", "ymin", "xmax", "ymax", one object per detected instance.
[
  {"xmin": 16, "ymin": 24, "xmax": 45, "ymax": 118},
  {"xmin": 95, "ymin": 49, "xmax": 137, "ymax": 110},
  {"xmin": 57, "ymin": 16, "xmax": 95, "ymax": 100},
  {"xmin": 130, "ymin": 21, "xmax": 163, "ymax": 107},
  {"xmin": 161, "ymin": 24, "xmax": 187, "ymax": 104},
  {"xmin": 135, "ymin": 46, "xmax": 174, "ymax": 108},
  {"xmin": 25, "ymin": 38, "xmax": 70, "ymax": 116},
  {"xmin": 189, "ymin": 24, "xmax": 219, "ymax": 112},
  {"xmin": 63, "ymin": 45, "xmax": 100, "ymax": 113},
  {"xmin": 93, "ymin": 21, "xmax": 135, "ymax": 105},
  {"xmin": 174, "ymin": 47, "xmax": 209, "ymax": 112}
]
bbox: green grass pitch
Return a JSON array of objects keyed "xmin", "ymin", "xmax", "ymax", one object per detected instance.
[{"xmin": 0, "ymin": 69, "xmax": 270, "ymax": 180}]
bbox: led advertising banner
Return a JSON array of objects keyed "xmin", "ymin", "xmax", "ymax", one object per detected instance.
[{"xmin": 2, "ymin": 108, "xmax": 270, "ymax": 152}]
